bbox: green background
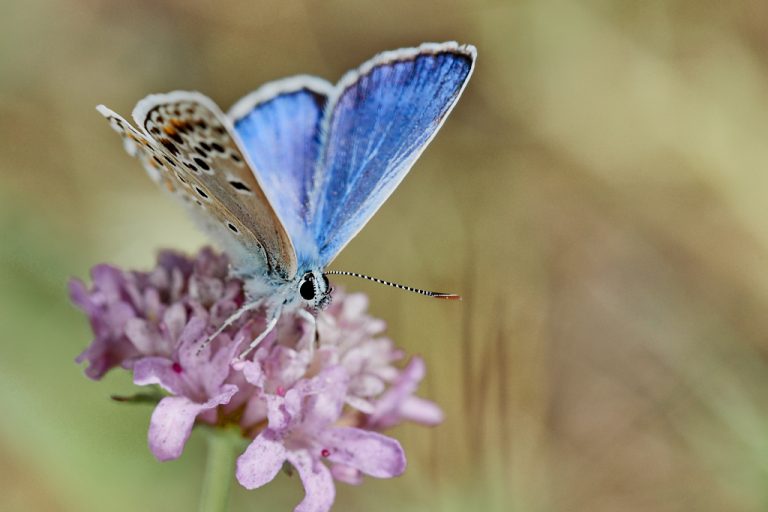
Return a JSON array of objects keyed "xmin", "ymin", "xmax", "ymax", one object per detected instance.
[{"xmin": 3, "ymin": 1, "xmax": 768, "ymax": 511}]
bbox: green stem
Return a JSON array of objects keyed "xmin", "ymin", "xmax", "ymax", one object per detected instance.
[{"xmin": 198, "ymin": 428, "xmax": 237, "ymax": 512}]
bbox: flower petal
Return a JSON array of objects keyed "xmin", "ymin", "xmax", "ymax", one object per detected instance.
[
  {"xmin": 399, "ymin": 396, "xmax": 444, "ymax": 426},
  {"xmin": 367, "ymin": 356, "xmax": 441, "ymax": 429},
  {"xmin": 298, "ymin": 366, "xmax": 349, "ymax": 428},
  {"xmin": 236, "ymin": 430, "xmax": 287, "ymax": 489},
  {"xmin": 176, "ymin": 315, "xmax": 209, "ymax": 363},
  {"xmin": 345, "ymin": 395, "xmax": 375, "ymax": 415},
  {"xmin": 133, "ymin": 357, "xmax": 183, "ymax": 395},
  {"xmin": 341, "ymin": 293, "xmax": 368, "ymax": 320},
  {"xmin": 148, "ymin": 385, "xmax": 238, "ymax": 461},
  {"xmin": 240, "ymin": 394, "xmax": 268, "ymax": 427},
  {"xmin": 125, "ymin": 318, "xmax": 157, "ymax": 354},
  {"xmin": 288, "ymin": 450, "xmax": 335, "ymax": 512},
  {"xmin": 322, "ymin": 427, "xmax": 405, "ymax": 478},
  {"xmin": 330, "ymin": 464, "xmax": 363, "ymax": 485},
  {"xmin": 90, "ymin": 264, "xmax": 128, "ymax": 300},
  {"xmin": 68, "ymin": 278, "xmax": 95, "ymax": 315},
  {"xmin": 162, "ymin": 303, "xmax": 188, "ymax": 343},
  {"xmin": 148, "ymin": 396, "xmax": 203, "ymax": 461},
  {"xmin": 237, "ymin": 360, "xmax": 265, "ymax": 388},
  {"xmin": 266, "ymin": 389, "xmax": 300, "ymax": 432},
  {"xmin": 263, "ymin": 345, "xmax": 311, "ymax": 391},
  {"xmin": 75, "ymin": 329, "xmax": 136, "ymax": 380}
]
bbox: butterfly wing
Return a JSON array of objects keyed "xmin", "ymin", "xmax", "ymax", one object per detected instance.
[
  {"xmin": 228, "ymin": 77, "xmax": 333, "ymax": 265},
  {"xmin": 97, "ymin": 92, "xmax": 298, "ymax": 283},
  {"xmin": 310, "ymin": 42, "xmax": 476, "ymax": 265}
]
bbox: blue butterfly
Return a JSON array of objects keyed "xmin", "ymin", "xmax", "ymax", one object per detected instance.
[{"xmin": 98, "ymin": 41, "xmax": 476, "ymax": 355}]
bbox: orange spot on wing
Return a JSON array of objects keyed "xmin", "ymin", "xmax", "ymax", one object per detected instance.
[{"xmin": 170, "ymin": 118, "xmax": 190, "ymax": 131}]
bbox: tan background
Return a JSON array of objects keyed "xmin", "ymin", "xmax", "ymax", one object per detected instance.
[{"xmin": 3, "ymin": 1, "xmax": 768, "ymax": 511}]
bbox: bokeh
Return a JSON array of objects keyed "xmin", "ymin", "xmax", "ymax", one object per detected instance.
[{"xmin": 3, "ymin": 1, "xmax": 768, "ymax": 511}]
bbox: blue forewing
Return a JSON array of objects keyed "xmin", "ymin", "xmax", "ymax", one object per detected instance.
[
  {"xmin": 229, "ymin": 77, "xmax": 333, "ymax": 265},
  {"xmin": 230, "ymin": 42, "xmax": 476, "ymax": 269}
]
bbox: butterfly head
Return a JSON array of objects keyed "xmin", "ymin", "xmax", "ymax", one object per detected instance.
[{"xmin": 298, "ymin": 270, "xmax": 333, "ymax": 310}]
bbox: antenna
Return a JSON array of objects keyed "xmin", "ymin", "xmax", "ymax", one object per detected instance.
[{"xmin": 325, "ymin": 270, "xmax": 461, "ymax": 300}]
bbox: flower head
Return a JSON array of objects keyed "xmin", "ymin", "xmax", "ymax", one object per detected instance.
[
  {"xmin": 71, "ymin": 248, "xmax": 443, "ymax": 512},
  {"xmin": 70, "ymin": 248, "xmax": 240, "ymax": 378},
  {"xmin": 237, "ymin": 365, "xmax": 405, "ymax": 512}
]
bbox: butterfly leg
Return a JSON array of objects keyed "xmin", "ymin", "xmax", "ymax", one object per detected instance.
[
  {"xmin": 238, "ymin": 307, "xmax": 280, "ymax": 360},
  {"xmin": 196, "ymin": 300, "xmax": 263, "ymax": 355},
  {"xmin": 297, "ymin": 308, "xmax": 318, "ymax": 357}
]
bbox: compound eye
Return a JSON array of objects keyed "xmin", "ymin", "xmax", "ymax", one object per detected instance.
[
  {"xmin": 322, "ymin": 274, "xmax": 330, "ymax": 290},
  {"xmin": 300, "ymin": 279, "xmax": 315, "ymax": 300}
]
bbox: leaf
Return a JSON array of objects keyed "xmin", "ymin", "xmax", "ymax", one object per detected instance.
[{"xmin": 111, "ymin": 385, "xmax": 168, "ymax": 405}]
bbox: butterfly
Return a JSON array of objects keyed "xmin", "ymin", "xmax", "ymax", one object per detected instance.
[{"xmin": 98, "ymin": 41, "xmax": 476, "ymax": 356}]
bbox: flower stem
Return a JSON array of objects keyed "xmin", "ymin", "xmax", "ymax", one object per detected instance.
[{"xmin": 198, "ymin": 427, "xmax": 238, "ymax": 512}]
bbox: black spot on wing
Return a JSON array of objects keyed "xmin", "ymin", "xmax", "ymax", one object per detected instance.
[
  {"xmin": 193, "ymin": 157, "xmax": 210, "ymax": 171},
  {"xmin": 228, "ymin": 180, "xmax": 251, "ymax": 193},
  {"xmin": 195, "ymin": 186, "xmax": 209, "ymax": 199}
]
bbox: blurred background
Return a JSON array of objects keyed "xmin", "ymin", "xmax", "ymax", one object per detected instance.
[{"xmin": 4, "ymin": 0, "xmax": 768, "ymax": 511}]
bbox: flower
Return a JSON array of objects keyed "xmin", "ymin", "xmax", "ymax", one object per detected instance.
[
  {"xmin": 132, "ymin": 315, "xmax": 242, "ymax": 461},
  {"xmin": 366, "ymin": 356, "xmax": 445, "ymax": 430},
  {"xmin": 71, "ymin": 247, "xmax": 443, "ymax": 512},
  {"xmin": 237, "ymin": 365, "xmax": 405, "ymax": 512},
  {"xmin": 69, "ymin": 248, "xmax": 241, "ymax": 379}
]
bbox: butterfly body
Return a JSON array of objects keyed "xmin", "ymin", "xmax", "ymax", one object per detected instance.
[{"xmin": 99, "ymin": 42, "xmax": 475, "ymax": 335}]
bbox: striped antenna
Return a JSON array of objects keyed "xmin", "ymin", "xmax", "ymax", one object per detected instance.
[{"xmin": 325, "ymin": 270, "xmax": 461, "ymax": 300}]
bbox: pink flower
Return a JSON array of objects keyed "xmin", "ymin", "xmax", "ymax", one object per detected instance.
[
  {"xmin": 366, "ymin": 357, "xmax": 445, "ymax": 430},
  {"xmin": 69, "ymin": 265, "xmax": 143, "ymax": 379},
  {"xmin": 71, "ymin": 248, "xmax": 443, "ymax": 512},
  {"xmin": 69, "ymin": 248, "xmax": 241, "ymax": 378},
  {"xmin": 237, "ymin": 366, "xmax": 405, "ymax": 512},
  {"xmin": 317, "ymin": 293, "xmax": 402, "ymax": 413},
  {"xmin": 132, "ymin": 314, "xmax": 243, "ymax": 461}
]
